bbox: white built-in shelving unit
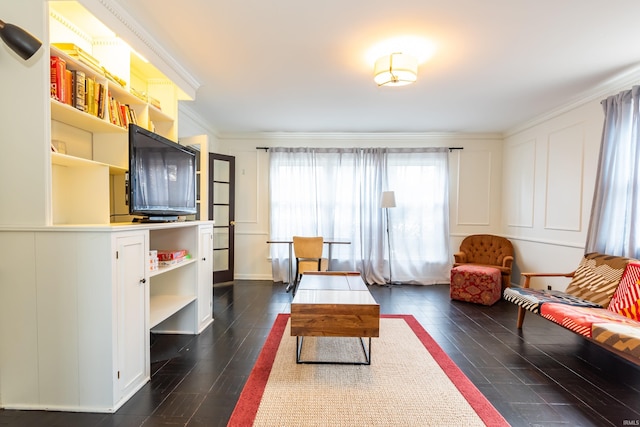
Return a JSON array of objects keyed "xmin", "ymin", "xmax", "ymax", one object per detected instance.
[{"xmin": 0, "ymin": 0, "xmax": 212, "ymax": 413}]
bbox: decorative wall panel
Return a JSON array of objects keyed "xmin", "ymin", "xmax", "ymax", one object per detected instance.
[
  {"xmin": 545, "ymin": 124, "xmax": 584, "ymax": 231},
  {"xmin": 506, "ymin": 139, "xmax": 535, "ymax": 227},
  {"xmin": 235, "ymin": 151, "xmax": 259, "ymax": 223},
  {"xmin": 456, "ymin": 150, "xmax": 491, "ymax": 225}
]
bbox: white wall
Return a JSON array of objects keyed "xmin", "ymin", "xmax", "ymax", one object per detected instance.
[
  {"xmin": 218, "ymin": 133, "xmax": 504, "ymax": 280},
  {"xmin": 178, "ymin": 104, "xmax": 222, "ymax": 152},
  {"xmin": 503, "ymin": 97, "xmax": 616, "ymax": 290},
  {"xmin": 214, "ymin": 87, "xmax": 634, "ymax": 286},
  {"xmin": 0, "ymin": 0, "xmax": 50, "ymax": 226},
  {"xmin": 172, "ymin": 50, "xmax": 640, "ymax": 290}
]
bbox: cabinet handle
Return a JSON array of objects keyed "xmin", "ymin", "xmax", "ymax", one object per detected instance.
[
  {"xmin": 202, "ymin": 257, "xmax": 206, "ymax": 261},
  {"xmin": 139, "ymin": 278, "xmax": 146, "ymax": 284}
]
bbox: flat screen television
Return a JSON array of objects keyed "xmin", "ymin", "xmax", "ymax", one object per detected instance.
[{"xmin": 128, "ymin": 124, "xmax": 197, "ymax": 221}]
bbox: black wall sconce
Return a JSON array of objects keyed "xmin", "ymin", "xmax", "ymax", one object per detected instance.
[{"xmin": 0, "ymin": 18, "xmax": 42, "ymax": 60}]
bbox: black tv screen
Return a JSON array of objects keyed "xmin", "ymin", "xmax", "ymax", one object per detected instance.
[{"xmin": 128, "ymin": 124, "xmax": 197, "ymax": 220}]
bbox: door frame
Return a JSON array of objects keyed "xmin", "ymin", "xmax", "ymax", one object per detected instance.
[{"xmin": 210, "ymin": 153, "xmax": 235, "ymax": 283}]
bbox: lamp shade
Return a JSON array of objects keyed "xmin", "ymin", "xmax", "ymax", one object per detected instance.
[
  {"xmin": 0, "ymin": 19, "xmax": 42, "ymax": 60},
  {"xmin": 373, "ymin": 52, "xmax": 418, "ymax": 87},
  {"xmin": 380, "ymin": 191, "xmax": 396, "ymax": 208}
]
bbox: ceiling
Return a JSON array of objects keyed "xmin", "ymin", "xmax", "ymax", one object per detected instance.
[{"xmin": 113, "ymin": 0, "xmax": 640, "ymax": 135}]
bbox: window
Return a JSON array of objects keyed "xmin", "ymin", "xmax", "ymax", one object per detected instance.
[
  {"xmin": 269, "ymin": 147, "xmax": 451, "ymax": 284},
  {"xmin": 586, "ymin": 86, "xmax": 640, "ymax": 259}
]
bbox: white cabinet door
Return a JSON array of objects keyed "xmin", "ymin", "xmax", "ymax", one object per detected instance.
[
  {"xmin": 114, "ymin": 233, "xmax": 149, "ymax": 401},
  {"xmin": 197, "ymin": 224, "xmax": 214, "ymax": 332}
]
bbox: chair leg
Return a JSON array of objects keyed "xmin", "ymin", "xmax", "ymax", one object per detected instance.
[
  {"xmin": 503, "ymin": 275, "xmax": 511, "ymax": 290},
  {"xmin": 516, "ymin": 306, "xmax": 525, "ymax": 329},
  {"xmin": 286, "ymin": 258, "xmax": 299, "ymax": 296},
  {"xmin": 291, "ymin": 259, "xmax": 300, "ymax": 296}
]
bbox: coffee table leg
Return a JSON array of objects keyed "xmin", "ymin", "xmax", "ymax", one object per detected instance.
[
  {"xmin": 295, "ymin": 336, "xmax": 372, "ymax": 365},
  {"xmin": 296, "ymin": 336, "xmax": 304, "ymax": 363},
  {"xmin": 360, "ymin": 337, "xmax": 372, "ymax": 365}
]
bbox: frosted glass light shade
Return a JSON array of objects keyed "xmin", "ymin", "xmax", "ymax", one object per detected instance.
[
  {"xmin": 381, "ymin": 191, "xmax": 396, "ymax": 208},
  {"xmin": 374, "ymin": 53, "xmax": 418, "ymax": 87}
]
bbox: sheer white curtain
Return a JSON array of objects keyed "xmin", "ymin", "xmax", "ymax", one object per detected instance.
[
  {"xmin": 386, "ymin": 149, "xmax": 452, "ymax": 284},
  {"xmin": 269, "ymin": 147, "xmax": 451, "ymax": 284},
  {"xmin": 586, "ymin": 86, "xmax": 640, "ymax": 259}
]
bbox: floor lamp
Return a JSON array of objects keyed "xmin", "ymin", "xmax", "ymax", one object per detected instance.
[{"xmin": 380, "ymin": 191, "xmax": 396, "ymax": 284}]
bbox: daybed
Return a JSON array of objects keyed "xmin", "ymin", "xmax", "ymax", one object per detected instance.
[{"xmin": 503, "ymin": 252, "xmax": 640, "ymax": 365}]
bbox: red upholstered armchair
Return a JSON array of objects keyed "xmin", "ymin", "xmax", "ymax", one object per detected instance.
[{"xmin": 453, "ymin": 234, "xmax": 514, "ymax": 289}]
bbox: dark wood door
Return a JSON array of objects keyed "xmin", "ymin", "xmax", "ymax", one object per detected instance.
[{"xmin": 209, "ymin": 153, "xmax": 235, "ymax": 284}]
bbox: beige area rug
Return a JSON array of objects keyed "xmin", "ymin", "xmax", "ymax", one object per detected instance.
[{"xmin": 228, "ymin": 314, "xmax": 509, "ymax": 426}]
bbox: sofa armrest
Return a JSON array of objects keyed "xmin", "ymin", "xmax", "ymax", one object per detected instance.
[
  {"xmin": 453, "ymin": 252, "xmax": 466, "ymax": 263},
  {"xmin": 521, "ymin": 272, "xmax": 575, "ymax": 288}
]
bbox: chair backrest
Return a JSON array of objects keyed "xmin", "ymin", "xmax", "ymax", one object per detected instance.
[
  {"xmin": 293, "ymin": 236, "xmax": 324, "ymax": 259},
  {"xmin": 459, "ymin": 234, "xmax": 513, "ymax": 266},
  {"xmin": 566, "ymin": 252, "xmax": 636, "ymax": 308}
]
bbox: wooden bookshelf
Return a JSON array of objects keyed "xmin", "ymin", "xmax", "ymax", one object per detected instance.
[{"xmin": 48, "ymin": 2, "xmax": 184, "ymax": 225}]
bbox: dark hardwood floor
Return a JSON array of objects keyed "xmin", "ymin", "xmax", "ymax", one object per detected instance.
[{"xmin": 1, "ymin": 281, "xmax": 639, "ymax": 426}]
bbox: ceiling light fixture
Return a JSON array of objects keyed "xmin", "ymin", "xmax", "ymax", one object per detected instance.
[
  {"xmin": 0, "ymin": 18, "xmax": 42, "ymax": 60},
  {"xmin": 373, "ymin": 52, "xmax": 418, "ymax": 87}
]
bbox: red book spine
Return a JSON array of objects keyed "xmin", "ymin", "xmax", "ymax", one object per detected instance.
[{"xmin": 50, "ymin": 56, "xmax": 66, "ymax": 102}]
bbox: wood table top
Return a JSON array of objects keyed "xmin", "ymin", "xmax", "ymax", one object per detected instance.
[{"xmin": 292, "ymin": 274, "xmax": 378, "ymax": 306}]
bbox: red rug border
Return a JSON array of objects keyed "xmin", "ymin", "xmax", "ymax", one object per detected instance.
[{"xmin": 227, "ymin": 313, "xmax": 509, "ymax": 426}]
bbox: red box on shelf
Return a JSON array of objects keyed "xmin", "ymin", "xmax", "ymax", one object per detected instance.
[{"xmin": 156, "ymin": 249, "xmax": 188, "ymax": 261}]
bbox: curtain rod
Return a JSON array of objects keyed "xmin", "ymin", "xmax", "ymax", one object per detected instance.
[{"xmin": 256, "ymin": 146, "xmax": 464, "ymax": 151}]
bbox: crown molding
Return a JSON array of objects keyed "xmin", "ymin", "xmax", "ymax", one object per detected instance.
[
  {"xmin": 49, "ymin": 10, "xmax": 93, "ymax": 45},
  {"xmin": 79, "ymin": 0, "xmax": 200, "ymax": 99},
  {"xmin": 178, "ymin": 103, "xmax": 220, "ymax": 137},
  {"xmin": 174, "ymin": 111, "xmax": 501, "ymax": 143},
  {"xmin": 505, "ymin": 64, "xmax": 640, "ymax": 137},
  {"xmin": 216, "ymin": 131, "xmax": 503, "ymax": 141}
]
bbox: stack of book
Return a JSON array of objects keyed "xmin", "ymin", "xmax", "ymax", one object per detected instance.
[
  {"xmin": 52, "ymin": 43, "xmax": 103, "ymax": 75},
  {"xmin": 108, "ymin": 94, "xmax": 137, "ymax": 128},
  {"xmin": 149, "ymin": 250, "xmax": 159, "ymax": 272},
  {"xmin": 50, "ymin": 55, "xmax": 86, "ymax": 111},
  {"xmin": 51, "ymin": 54, "xmax": 106, "ymax": 119},
  {"xmin": 53, "ymin": 43, "xmax": 128, "ymax": 89},
  {"xmin": 50, "ymin": 53, "xmax": 137, "ymax": 129},
  {"xmin": 148, "ymin": 95, "xmax": 162, "ymax": 111},
  {"xmin": 130, "ymin": 87, "xmax": 148, "ymax": 102},
  {"xmin": 156, "ymin": 249, "xmax": 189, "ymax": 267}
]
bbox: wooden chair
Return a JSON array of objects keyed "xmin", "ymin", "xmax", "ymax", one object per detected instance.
[{"xmin": 293, "ymin": 236, "xmax": 329, "ymax": 294}]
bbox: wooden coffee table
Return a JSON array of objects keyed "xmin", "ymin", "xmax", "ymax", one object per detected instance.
[{"xmin": 290, "ymin": 273, "xmax": 380, "ymax": 364}]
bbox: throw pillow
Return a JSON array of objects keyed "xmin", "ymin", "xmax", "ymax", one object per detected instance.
[{"xmin": 608, "ymin": 262, "xmax": 640, "ymax": 321}]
